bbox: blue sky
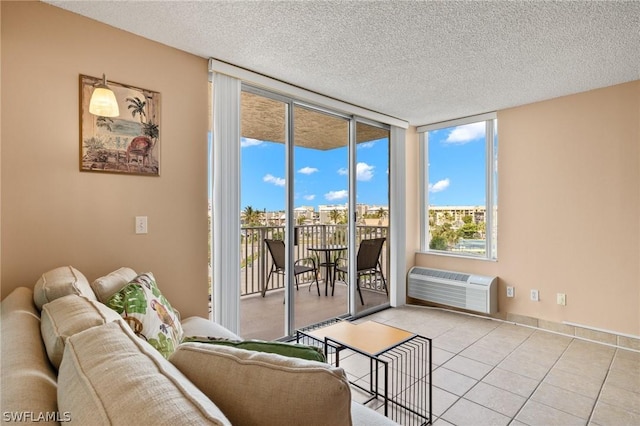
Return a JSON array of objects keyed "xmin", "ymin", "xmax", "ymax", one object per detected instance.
[
  {"xmin": 241, "ymin": 138, "xmax": 389, "ymax": 211},
  {"xmin": 427, "ymin": 122, "xmax": 487, "ymax": 206},
  {"xmin": 236, "ymin": 122, "xmax": 486, "ymax": 211}
]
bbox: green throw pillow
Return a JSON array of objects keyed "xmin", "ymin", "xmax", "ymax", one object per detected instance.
[
  {"xmin": 106, "ymin": 272, "xmax": 183, "ymax": 359},
  {"xmin": 182, "ymin": 336, "xmax": 326, "ymax": 363}
]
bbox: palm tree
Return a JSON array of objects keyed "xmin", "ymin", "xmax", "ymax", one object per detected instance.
[
  {"xmin": 143, "ymin": 121, "xmax": 159, "ymax": 140},
  {"xmin": 376, "ymin": 208, "xmax": 388, "ymax": 220},
  {"xmin": 242, "ymin": 206, "xmax": 263, "ymax": 226},
  {"xmin": 296, "ymin": 215, "xmax": 307, "ymax": 225},
  {"xmin": 96, "ymin": 116, "xmax": 114, "ymax": 132},
  {"xmin": 126, "ymin": 96, "xmax": 147, "ymax": 123},
  {"xmin": 329, "ymin": 209, "xmax": 342, "ymax": 224}
]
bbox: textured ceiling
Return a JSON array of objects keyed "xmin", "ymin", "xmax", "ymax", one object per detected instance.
[{"xmin": 47, "ymin": 0, "xmax": 639, "ymax": 126}]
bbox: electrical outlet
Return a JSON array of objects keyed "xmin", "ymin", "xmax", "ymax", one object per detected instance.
[
  {"xmin": 135, "ymin": 216, "xmax": 148, "ymax": 234},
  {"xmin": 506, "ymin": 286, "xmax": 515, "ymax": 298},
  {"xmin": 557, "ymin": 293, "xmax": 566, "ymax": 306},
  {"xmin": 530, "ymin": 289, "xmax": 539, "ymax": 302}
]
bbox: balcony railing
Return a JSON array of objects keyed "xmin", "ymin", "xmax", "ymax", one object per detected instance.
[{"xmin": 240, "ymin": 225, "xmax": 388, "ymax": 296}]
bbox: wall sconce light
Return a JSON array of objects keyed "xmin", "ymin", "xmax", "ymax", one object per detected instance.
[{"xmin": 89, "ymin": 73, "xmax": 119, "ymax": 117}]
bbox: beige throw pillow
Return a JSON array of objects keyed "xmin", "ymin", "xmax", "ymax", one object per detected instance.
[
  {"xmin": 41, "ymin": 294, "xmax": 122, "ymax": 369},
  {"xmin": 33, "ymin": 266, "xmax": 97, "ymax": 310},
  {"xmin": 170, "ymin": 342, "xmax": 352, "ymax": 426},
  {"xmin": 91, "ymin": 266, "xmax": 138, "ymax": 302}
]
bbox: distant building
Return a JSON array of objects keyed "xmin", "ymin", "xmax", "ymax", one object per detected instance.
[
  {"xmin": 242, "ymin": 203, "xmax": 394, "ymax": 226},
  {"xmin": 294, "ymin": 206, "xmax": 315, "ymax": 224},
  {"xmin": 429, "ymin": 206, "xmax": 486, "ymax": 228},
  {"xmin": 318, "ymin": 204, "xmax": 348, "ymax": 224}
]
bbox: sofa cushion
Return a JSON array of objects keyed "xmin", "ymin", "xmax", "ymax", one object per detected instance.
[
  {"xmin": 57, "ymin": 321, "xmax": 230, "ymax": 425},
  {"xmin": 181, "ymin": 316, "xmax": 241, "ymax": 340},
  {"xmin": 40, "ymin": 294, "xmax": 122, "ymax": 369},
  {"xmin": 181, "ymin": 336, "xmax": 326, "ymax": 362},
  {"xmin": 1, "ymin": 287, "xmax": 58, "ymax": 423},
  {"xmin": 90, "ymin": 266, "xmax": 138, "ymax": 302},
  {"xmin": 105, "ymin": 272, "xmax": 183, "ymax": 358},
  {"xmin": 170, "ymin": 342, "xmax": 352, "ymax": 426},
  {"xmin": 33, "ymin": 265, "xmax": 97, "ymax": 310}
]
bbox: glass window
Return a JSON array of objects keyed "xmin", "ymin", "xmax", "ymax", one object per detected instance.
[{"xmin": 419, "ymin": 115, "xmax": 497, "ymax": 259}]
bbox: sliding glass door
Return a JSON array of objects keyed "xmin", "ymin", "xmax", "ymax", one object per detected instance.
[
  {"xmin": 237, "ymin": 86, "xmax": 389, "ymax": 339},
  {"xmin": 239, "ymin": 90, "xmax": 288, "ymax": 339},
  {"xmin": 292, "ymin": 104, "xmax": 350, "ymax": 331}
]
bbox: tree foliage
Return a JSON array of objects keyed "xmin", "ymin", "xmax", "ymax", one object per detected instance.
[{"xmin": 243, "ymin": 205, "xmax": 263, "ymax": 226}]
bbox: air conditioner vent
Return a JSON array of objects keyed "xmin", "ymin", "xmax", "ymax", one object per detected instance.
[
  {"xmin": 412, "ymin": 268, "xmax": 470, "ymax": 283},
  {"xmin": 407, "ymin": 267, "xmax": 497, "ymax": 314}
]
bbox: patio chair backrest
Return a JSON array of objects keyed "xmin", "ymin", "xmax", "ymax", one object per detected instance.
[
  {"xmin": 356, "ymin": 238, "xmax": 386, "ymax": 271},
  {"xmin": 264, "ymin": 239, "xmax": 286, "ymax": 270}
]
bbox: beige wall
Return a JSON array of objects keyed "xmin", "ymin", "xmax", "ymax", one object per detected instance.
[
  {"xmin": 413, "ymin": 81, "xmax": 640, "ymax": 336},
  {"xmin": 1, "ymin": 2, "xmax": 210, "ymax": 318}
]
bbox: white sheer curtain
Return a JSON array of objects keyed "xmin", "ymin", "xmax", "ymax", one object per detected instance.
[
  {"xmin": 389, "ymin": 125, "xmax": 407, "ymax": 307},
  {"xmin": 211, "ymin": 72, "xmax": 241, "ymax": 333}
]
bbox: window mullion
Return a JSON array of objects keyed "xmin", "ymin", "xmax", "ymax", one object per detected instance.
[
  {"xmin": 485, "ymin": 119, "xmax": 495, "ymax": 259},
  {"xmin": 420, "ymin": 132, "xmax": 428, "ymax": 251}
]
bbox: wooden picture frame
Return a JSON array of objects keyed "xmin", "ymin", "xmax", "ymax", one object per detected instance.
[{"xmin": 79, "ymin": 74, "xmax": 160, "ymax": 176}]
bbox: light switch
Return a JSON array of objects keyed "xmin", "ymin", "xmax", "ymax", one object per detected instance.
[{"xmin": 135, "ymin": 216, "xmax": 148, "ymax": 234}]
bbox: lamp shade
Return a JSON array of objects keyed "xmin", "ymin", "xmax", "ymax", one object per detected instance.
[{"xmin": 89, "ymin": 75, "xmax": 119, "ymax": 117}]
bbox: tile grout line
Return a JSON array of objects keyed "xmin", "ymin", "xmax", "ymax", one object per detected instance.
[
  {"xmin": 508, "ymin": 335, "xmax": 618, "ymax": 425},
  {"xmin": 435, "ymin": 321, "xmax": 525, "ymax": 424},
  {"xmin": 585, "ymin": 347, "xmax": 618, "ymax": 426},
  {"xmin": 505, "ymin": 332, "xmax": 577, "ymax": 425},
  {"xmin": 458, "ymin": 327, "xmax": 556, "ymax": 426}
]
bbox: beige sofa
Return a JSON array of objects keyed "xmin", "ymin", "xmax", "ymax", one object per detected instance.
[{"xmin": 0, "ymin": 266, "xmax": 396, "ymax": 425}]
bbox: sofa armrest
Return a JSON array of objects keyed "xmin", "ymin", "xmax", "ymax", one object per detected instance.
[
  {"xmin": 1, "ymin": 287, "xmax": 58, "ymax": 424},
  {"xmin": 58, "ymin": 321, "xmax": 231, "ymax": 425}
]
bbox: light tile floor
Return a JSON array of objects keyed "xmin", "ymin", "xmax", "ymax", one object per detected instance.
[{"xmin": 341, "ymin": 305, "xmax": 640, "ymax": 426}]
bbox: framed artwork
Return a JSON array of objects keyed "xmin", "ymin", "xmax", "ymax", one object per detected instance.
[{"xmin": 79, "ymin": 74, "xmax": 161, "ymax": 176}]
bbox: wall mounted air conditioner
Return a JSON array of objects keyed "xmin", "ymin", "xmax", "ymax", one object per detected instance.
[{"xmin": 407, "ymin": 267, "xmax": 498, "ymax": 314}]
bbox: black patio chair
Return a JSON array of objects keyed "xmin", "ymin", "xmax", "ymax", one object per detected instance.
[
  {"xmin": 263, "ymin": 239, "xmax": 320, "ymax": 297},
  {"xmin": 334, "ymin": 237, "xmax": 387, "ymax": 305}
]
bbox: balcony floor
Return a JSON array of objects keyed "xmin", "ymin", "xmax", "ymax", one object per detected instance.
[{"xmin": 240, "ymin": 280, "xmax": 389, "ymax": 340}]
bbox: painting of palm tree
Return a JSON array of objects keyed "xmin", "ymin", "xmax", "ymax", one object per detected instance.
[{"xmin": 80, "ymin": 74, "xmax": 161, "ymax": 176}]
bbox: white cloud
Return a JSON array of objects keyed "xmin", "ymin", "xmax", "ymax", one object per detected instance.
[
  {"xmin": 428, "ymin": 178, "xmax": 450, "ymax": 193},
  {"xmin": 446, "ymin": 122, "xmax": 485, "ymax": 144},
  {"xmin": 241, "ymin": 137, "xmax": 263, "ymax": 148},
  {"xmin": 325, "ymin": 190, "xmax": 348, "ymax": 201},
  {"xmin": 263, "ymin": 174, "xmax": 285, "ymax": 187},
  {"xmin": 356, "ymin": 162, "xmax": 374, "ymax": 181},
  {"xmin": 358, "ymin": 141, "xmax": 375, "ymax": 149},
  {"xmin": 303, "ymin": 194, "xmax": 316, "ymax": 201},
  {"xmin": 337, "ymin": 163, "xmax": 375, "ymax": 181},
  {"xmin": 298, "ymin": 166, "xmax": 319, "ymax": 175}
]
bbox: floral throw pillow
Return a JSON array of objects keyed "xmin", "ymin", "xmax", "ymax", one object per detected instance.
[{"xmin": 106, "ymin": 272, "xmax": 183, "ymax": 358}]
